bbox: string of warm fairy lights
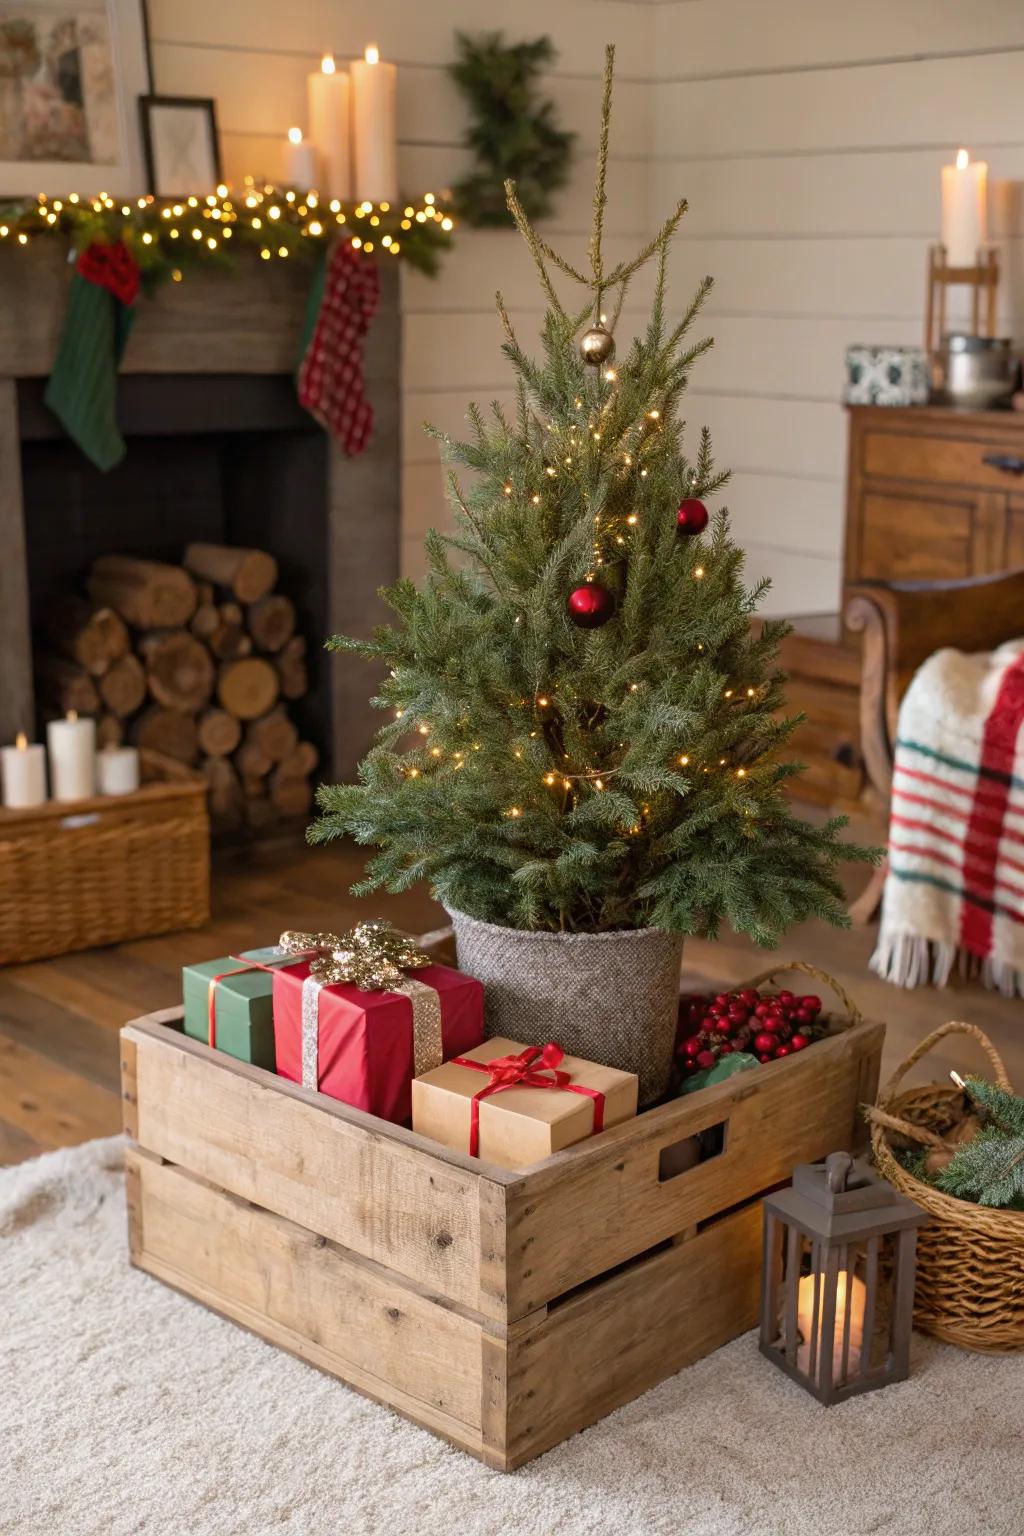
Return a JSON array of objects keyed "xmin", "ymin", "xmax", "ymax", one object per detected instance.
[
  {"xmin": 411, "ymin": 338, "xmax": 764, "ymax": 821},
  {"xmin": 0, "ymin": 178, "xmax": 455, "ymax": 279}
]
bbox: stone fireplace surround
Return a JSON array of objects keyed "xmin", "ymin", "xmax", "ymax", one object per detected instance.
[{"xmin": 0, "ymin": 244, "xmax": 400, "ymax": 782}]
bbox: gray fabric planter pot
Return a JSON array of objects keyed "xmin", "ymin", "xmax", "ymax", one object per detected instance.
[{"xmin": 447, "ymin": 908, "xmax": 684, "ymax": 1106}]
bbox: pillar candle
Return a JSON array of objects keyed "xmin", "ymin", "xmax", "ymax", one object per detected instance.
[
  {"xmin": 309, "ymin": 53, "xmax": 352, "ymax": 200},
  {"xmin": 1, "ymin": 732, "xmax": 47, "ymax": 809},
  {"xmin": 97, "ymin": 744, "xmax": 140, "ymax": 796},
  {"xmin": 283, "ymin": 127, "xmax": 318, "ymax": 190},
  {"xmin": 47, "ymin": 711, "xmax": 96, "ymax": 801},
  {"xmin": 941, "ymin": 147, "xmax": 988, "ymax": 267},
  {"xmin": 351, "ymin": 43, "xmax": 398, "ymax": 205}
]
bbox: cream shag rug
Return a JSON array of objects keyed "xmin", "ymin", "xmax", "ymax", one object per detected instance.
[{"xmin": 2, "ymin": 1139, "xmax": 1023, "ymax": 1536}]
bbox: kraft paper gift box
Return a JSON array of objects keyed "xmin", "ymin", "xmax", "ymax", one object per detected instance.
[
  {"xmin": 272, "ymin": 960, "xmax": 485, "ymax": 1124},
  {"xmin": 182, "ymin": 946, "xmax": 295, "ymax": 1069},
  {"xmin": 411, "ymin": 1036, "xmax": 638, "ymax": 1170}
]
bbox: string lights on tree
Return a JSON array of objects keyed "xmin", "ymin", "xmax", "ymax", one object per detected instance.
[{"xmin": 308, "ymin": 44, "xmax": 872, "ymax": 941}]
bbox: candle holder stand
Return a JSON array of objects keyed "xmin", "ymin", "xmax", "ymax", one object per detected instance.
[{"xmin": 925, "ymin": 244, "xmax": 1000, "ymax": 353}]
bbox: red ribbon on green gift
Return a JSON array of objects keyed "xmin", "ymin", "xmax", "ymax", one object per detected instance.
[
  {"xmin": 448, "ymin": 1042, "xmax": 605, "ymax": 1157},
  {"xmin": 205, "ymin": 952, "xmax": 307, "ymax": 1048}
]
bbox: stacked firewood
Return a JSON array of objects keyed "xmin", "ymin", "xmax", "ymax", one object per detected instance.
[{"xmin": 34, "ymin": 544, "xmax": 317, "ymax": 831}]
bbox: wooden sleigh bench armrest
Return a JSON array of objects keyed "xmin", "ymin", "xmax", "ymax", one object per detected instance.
[{"xmin": 844, "ymin": 568, "xmax": 1024, "ymax": 802}]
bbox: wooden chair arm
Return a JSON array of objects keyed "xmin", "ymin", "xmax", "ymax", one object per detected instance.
[{"xmin": 844, "ymin": 568, "xmax": 1024, "ymax": 800}]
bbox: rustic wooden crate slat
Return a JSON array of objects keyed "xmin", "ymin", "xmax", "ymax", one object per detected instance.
[
  {"xmin": 122, "ymin": 1008, "xmax": 885, "ymax": 1468},
  {"xmin": 503, "ymin": 1020, "xmax": 883, "ymax": 1315},
  {"xmin": 127, "ymin": 1149, "xmax": 486, "ymax": 1436},
  {"xmin": 125, "ymin": 1015, "xmax": 515, "ymax": 1319}
]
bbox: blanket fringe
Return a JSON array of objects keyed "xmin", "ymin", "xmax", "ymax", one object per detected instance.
[{"xmin": 871, "ymin": 930, "xmax": 1024, "ymax": 997}]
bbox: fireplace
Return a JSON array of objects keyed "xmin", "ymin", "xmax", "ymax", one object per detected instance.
[{"xmin": 0, "ymin": 244, "xmax": 400, "ymax": 786}]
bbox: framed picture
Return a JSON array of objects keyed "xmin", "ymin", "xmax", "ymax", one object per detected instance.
[
  {"xmin": 0, "ymin": 0, "xmax": 151, "ymax": 197},
  {"xmin": 139, "ymin": 93, "xmax": 220, "ymax": 198}
]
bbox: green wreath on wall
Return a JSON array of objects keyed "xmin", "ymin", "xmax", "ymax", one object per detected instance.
[{"xmin": 449, "ymin": 33, "xmax": 575, "ymax": 228}]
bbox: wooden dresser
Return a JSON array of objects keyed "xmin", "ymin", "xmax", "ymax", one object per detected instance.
[{"xmin": 844, "ymin": 404, "xmax": 1024, "ymax": 586}]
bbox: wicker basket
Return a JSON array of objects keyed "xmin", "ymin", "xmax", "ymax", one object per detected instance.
[
  {"xmin": 866, "ymin": 1021, "xmax": 1024, "ymax": 1353},
  {"xmin": 739, "ymin": 959, "xmax": 864, "ymax": 1030},
  {"xmin": 0, "ymin": 776, "xmax": 209, "ymax": 964}
]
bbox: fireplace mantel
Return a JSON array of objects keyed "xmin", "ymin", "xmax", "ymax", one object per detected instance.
[{"xmin": 0, "ymin": 244, "xmax": 400, "ymax": 779}]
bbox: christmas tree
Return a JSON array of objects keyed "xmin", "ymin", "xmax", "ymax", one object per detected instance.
[{"xmin": 312, "ymin": 46, "xmax": 872, "ymax": 940}]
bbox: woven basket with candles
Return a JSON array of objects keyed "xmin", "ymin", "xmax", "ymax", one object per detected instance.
[{"xmin": 866, "ymin": 1021, "xmax": 1024, "ymax": 1354}]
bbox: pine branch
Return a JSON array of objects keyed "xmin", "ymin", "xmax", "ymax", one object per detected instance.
[
  {"xmin": 589, "ymin": 43, "xmax": 615, "ymax": 317},
  {"xmin": 504, "ymin": 178, "xmax": 566, "ymax": 318}
]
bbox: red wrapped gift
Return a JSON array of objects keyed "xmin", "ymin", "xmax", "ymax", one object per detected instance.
[{"xmin": 272, "ymin": 923, "xmax": 484, "ymax": 1123}]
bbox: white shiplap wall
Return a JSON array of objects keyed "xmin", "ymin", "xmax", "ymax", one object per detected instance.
[
  {"xmin": 146, "ymin": 1, "xmax": 1024, "ymax": 614},
  {"xmin": 650, "ymin": 0, "xmax": 1024, "ymax": 613},
  {"xmin": 146, "ymin": 0, "xmax": 654, "ymax": 581}
]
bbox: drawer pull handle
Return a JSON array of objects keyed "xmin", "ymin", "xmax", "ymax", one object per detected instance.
[{"xmin": 982, "ymin": 453, "xmax": 1024, "ymax": 475}]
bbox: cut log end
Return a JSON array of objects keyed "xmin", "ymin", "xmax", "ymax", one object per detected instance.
[
  {"xmin": 217, "ymin": 656, "xmax": 279, "ymax": 721},
  {"xmin": 184, "ymin": 543, "xmax": 278, "ymax": 605}
]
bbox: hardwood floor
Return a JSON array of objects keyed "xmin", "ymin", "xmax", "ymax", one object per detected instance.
[{"xmin": 1, "ymin": 832, "xmax": 1022, "ymax": 1165}]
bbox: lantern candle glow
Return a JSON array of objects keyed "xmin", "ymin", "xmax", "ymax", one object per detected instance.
[{"xmin": 760, "ymin": 1151, "xmax": 927, "ymax": 1405}]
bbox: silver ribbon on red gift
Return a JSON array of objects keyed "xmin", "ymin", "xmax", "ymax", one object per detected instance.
[{"xmin": 278, "ymin": 923, "xmax": 444, "ymax": 1090}]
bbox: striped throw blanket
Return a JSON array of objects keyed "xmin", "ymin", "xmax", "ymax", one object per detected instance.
[{"xmin": 872, "ymin": 639, "xmax": 1024, "ymax": 996}]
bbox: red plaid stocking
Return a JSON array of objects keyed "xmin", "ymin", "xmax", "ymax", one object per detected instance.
[{"xmin": 297, "ymin": 240, "xmax": 380, "ymax": 455}]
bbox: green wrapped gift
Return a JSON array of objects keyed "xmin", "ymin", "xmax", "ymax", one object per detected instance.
[{"xmin": 182, "ymin": 946, "xmax": 296, "ymax": 1069}]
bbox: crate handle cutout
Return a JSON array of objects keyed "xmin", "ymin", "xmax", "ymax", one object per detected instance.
[{"xmin": 658, "ymin": 1119, "xmax": 728, "ymax": 1182}]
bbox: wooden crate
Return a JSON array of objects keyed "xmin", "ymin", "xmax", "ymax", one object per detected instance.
[
  {"xmin": 122, "ymin": 1008, "xmax": 884, "ymax": 1469},
  {"xmin": 0, "ymin": 779, "xmax": 209, "ymax": 964}
]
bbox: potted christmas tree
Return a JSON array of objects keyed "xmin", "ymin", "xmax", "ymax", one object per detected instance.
[{"xmin": 312, "ymin": 46, "xmax": 871, "ymax": 1104}]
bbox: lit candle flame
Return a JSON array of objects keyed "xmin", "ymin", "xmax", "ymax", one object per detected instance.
[
  {"xmin": 67, "ymin": 710, "xmax": 78, "ymax": 722},
  {"xmin": 956, "ymin": 147, "xmax": 969, "ymax": 171},
  {"xmin": 365, "ymin": 43, "xmax": 380, "ymax": 64},
  {"xmin": 15, "ymin": 732, "xmax": 26, "ymax": 750},
  {"xmin": 288, "ymin": 126, "xmax": 303, "ymax": 145},
  {"xmin": 321, "ymin": 52, "xmax": 336, "ymax": 74}
]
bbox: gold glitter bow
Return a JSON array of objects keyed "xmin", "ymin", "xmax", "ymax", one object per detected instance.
[{"xmin": 278, "ymin": 921, "xmax": 430, "ymax": 991}]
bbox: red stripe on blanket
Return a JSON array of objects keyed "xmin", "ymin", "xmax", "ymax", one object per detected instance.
[
  {"xmin": 891, "ymin": 813, "xmax": 1024, "ymax": 874},
  {"xmin": 890, "ymin": 830, "xmax": 1024, "ymax": 900},
  {"xmin": 959, "ymin": 653, "xmax": 1024, "ymax": 957},
  {"xmin": 892, "ymin": 788, "xmax": 1024, "ymax": 849},
  {"xmin": 894, "ymin": 763, "xmax": 1022, "ymax": 816}
]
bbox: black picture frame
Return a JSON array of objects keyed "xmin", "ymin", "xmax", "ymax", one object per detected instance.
[{"xmin": 139, "ymin": 95, "xmax": 222, "ymax": 198}]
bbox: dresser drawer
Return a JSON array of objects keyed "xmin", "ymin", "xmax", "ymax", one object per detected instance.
[{"xmin": 863, "ymin": 430, "xmax": 1024, "ymax": 491}]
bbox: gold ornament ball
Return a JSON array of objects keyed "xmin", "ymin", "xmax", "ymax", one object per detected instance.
[{"xmin": 579, "ymin": 324, "xmax": 615, "ymax": 366}]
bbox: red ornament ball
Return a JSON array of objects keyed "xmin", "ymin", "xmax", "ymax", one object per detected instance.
[
  {"xmin": 753, "ymin": 1031, "xmax": 777, "ymax": 1055},
  {"xmin": 567, "ymin": 582, "xmax": 614, "ymax": 628},
  {"xmin": 677, "ymin": 498, "xmax": 709, "ymax": 536},
  {"xmin": 790, "ymin": 1033, "xmax": 810, "ymax": 1051}
]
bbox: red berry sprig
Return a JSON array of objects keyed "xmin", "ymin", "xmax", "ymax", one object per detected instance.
[{"xmin": 674, "ymin": 985, "xmax": 826, "ymax": 1083}]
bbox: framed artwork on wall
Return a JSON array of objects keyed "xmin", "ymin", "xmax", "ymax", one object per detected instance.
[
  {"xmin": 0, "ymin": 0, "xmax": 151, "ymax": 196},
  {"xmin": 139, "ymin": 93, "xmax": 220, "ymax": 198}
]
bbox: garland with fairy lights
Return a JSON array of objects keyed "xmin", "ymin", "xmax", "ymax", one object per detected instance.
[
  {"xmin": 0, "ymin": 180, "xmax": 455, "ymax": 284},
  {"xmin": 2, "ymin": 181, "xmax": 455, "ymax": 471}
]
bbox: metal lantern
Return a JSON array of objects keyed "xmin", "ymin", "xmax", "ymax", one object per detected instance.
[{"xmin": 760, "ymin": 1151, "xmax": 927, "ymax": 1405}]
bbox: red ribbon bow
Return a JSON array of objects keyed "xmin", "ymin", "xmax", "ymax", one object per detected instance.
[
  {"xmin": 76, "ymin": 240, "xmax": 141, "ymax": 307},
  {"xmin": 449, "ymin": 1042, "xmax": 605, "ymax": 1158}
]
